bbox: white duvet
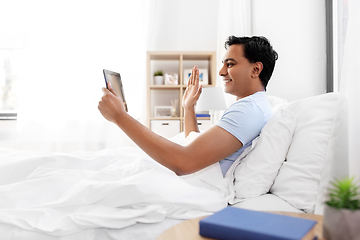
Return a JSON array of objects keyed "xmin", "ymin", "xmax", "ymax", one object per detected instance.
[{"xmin": 0, "ymin": 134, "xmax": 234, "ymax": 236}]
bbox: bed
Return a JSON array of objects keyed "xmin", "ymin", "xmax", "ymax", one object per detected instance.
[{"xmin": 0, "ymin": 93, "xmax": 338, "ymax": 240}]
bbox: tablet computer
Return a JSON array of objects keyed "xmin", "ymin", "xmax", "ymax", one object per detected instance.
[{"xmin": 103, "ymin": 69, "xmax": 128, "ymax": 112}]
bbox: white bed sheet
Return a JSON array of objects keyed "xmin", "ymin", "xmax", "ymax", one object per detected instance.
[
  {"xmin": 0, "ymin": 145, "xmax": 232, "ymax": 239},
  {"xmin": 0, "ymin": 217, "xmax": 184, "ymax": 240}
]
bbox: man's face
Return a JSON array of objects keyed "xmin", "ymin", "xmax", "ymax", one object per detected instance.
[{"xmin": 219, "ymin": 44, "xmax": 255, "ymax": 98}]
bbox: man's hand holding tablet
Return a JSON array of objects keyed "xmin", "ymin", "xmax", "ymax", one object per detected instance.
[
  {"xmin": 102, "ymin": 69, "xmax": 128, "ymax": 112},
  {"xmin": 98, "ymin": 69, "xmax": 128, "ymax": 124}
]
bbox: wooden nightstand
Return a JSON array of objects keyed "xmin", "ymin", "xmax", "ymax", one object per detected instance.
[{"xmin": 157, "ymin": 212, "xmax": 325, "ymax": 240}]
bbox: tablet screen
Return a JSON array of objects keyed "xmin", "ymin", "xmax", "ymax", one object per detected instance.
[{"xmin": 103, "ymin": 69, "xmax": 128, "ymax": 112}]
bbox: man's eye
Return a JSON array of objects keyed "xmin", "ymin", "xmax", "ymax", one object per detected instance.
[{"xmin": 227, "ymin": 63, "xmax": 234, "ymax": 67}]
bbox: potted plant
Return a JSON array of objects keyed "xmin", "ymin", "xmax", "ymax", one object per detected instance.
[
  {"xmin": 154, "ymin": 70, "xmax": 164, "ymax": 85},
  {"xmin": 323, "ymin": 176, "xmax": 360, "ymax": 240}
]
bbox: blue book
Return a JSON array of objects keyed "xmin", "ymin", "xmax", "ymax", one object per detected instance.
[
  {"xmin": 199, "ymin": 207, "xmax": 317, "ymax": 240},
  {"xmin": 196, "ymin": 113, "xmax": 210, "ymax": 118}
]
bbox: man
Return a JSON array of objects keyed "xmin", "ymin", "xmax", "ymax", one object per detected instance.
[{"xmin": 98, "ymin": 35, "xmax": 278, "ymax": 176}]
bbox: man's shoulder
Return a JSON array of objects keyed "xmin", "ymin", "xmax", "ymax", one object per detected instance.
[
  {"xmin": 229, "ymin": 92, "xmax": 266, "ymax": 109},
  {"xmin": 225, "ymin": 91, "xmax": 272, "ymax": 120}
]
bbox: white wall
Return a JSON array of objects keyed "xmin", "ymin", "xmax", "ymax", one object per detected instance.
[
  {"xmin": 252, "ymin": 0, "xmax": 327, "ymax": 101},
  {"xmin": 0, "ymin": 0, "xmax": 328, "ymax": 150},
  {"xmin": 147, "ymin": 0, "xmax": 219, "ymax": 51},
  {"xmin": 0, "ymin": 1, "xmax": 150, "ymax": 151},
  {"xmin": 148, "ymin": 0, "xmax": 327, "ymax": 102}
]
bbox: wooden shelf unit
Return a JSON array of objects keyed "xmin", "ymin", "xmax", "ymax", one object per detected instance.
[{"xmin": 147, "ymin": 51, "xmax": 216, "ymax": 135}]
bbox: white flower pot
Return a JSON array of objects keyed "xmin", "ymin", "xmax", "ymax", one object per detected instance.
[
  {"xmin": 154, "ymin": 76, "xmax": 164, "ymax": 85},
  {"xmin": 323, "ymin": 205, "xmax": 360, "ymax": 240}
]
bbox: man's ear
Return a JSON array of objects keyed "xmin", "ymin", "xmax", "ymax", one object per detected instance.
[{"xmin": 252, "ymin": 62, "xmax": 263, "ymax": 78}]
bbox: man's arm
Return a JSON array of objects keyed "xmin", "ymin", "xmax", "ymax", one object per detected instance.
[
  {"xmin": 182, "ymin": 66, "xmax": 202, "ymax": 137},
  {"xmin": 183, "ymin": 108, "xmax": 199, "ymax": 137},
  {"xmin": 98, "ymin": 82, "xmax": 243, "ymax": 176}
]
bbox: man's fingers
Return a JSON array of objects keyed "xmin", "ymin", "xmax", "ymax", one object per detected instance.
[
  {"xmin": 189, "ymin": 66, "xmax": 198, "ymax": 85},
  {"xmin": 195, "ymin": 85, "xmax": 203, "ymax": 98},
  {"xmin": 194, "ymin": 69, "xmax": 200, "ymax": 88},
  {"xmin": 190, "ymin": 67, "xmax": 195, "ymax": 85},
  {"xmin": 107, "ymin": 82, "xmax": 118, "ymax": 96},
  {"xmin": 102, "ymin": 87, "xmax": 108, "ymax": 95},
  {"xmin": 102, "ymin": 83, "xmax": 118, "ymax": 99}
]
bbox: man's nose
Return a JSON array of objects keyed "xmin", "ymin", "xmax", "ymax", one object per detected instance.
[{"xmin": 219, "ymin": 65, "xmax": 227, "ymax": 76}]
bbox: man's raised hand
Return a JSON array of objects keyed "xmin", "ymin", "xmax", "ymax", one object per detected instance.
[{"xmin": 182, "ymin": 66, "xmax": 203, "ymax": 111}]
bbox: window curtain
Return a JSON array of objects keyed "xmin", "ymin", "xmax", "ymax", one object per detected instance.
[
  {"xmin": 9, "ymin": 0, "xmax": 150, "ymax": 152},
  {"xmin": 331, "ymin": 0, "xmax": 360, "ymax": 180},
  {"xmin": 215, "ymin": 0, "xmax": 252, "ymax": 121}
]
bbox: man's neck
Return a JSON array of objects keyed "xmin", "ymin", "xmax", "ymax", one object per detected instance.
[{"xmin": 236, "ymin": 87, "xmax": 265, "ymax": 101}]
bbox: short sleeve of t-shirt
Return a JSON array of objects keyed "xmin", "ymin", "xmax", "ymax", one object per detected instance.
[{"xmin": 216, "ymin": 91, "xmax": 272, "ymax": 176}]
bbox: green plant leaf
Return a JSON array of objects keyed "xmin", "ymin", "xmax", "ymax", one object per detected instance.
[
  {"xmin": 325, "ymin": 176, "xmax": 360, "ymax": 210},
  {"xmin": 154, "ymin": 70, "xmax": 163, "ymax": 76}
]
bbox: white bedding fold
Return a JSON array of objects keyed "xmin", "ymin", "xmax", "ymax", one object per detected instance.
[{"xmin": 0, "ymin": 146, "xmax": 231, "ymax": 236}]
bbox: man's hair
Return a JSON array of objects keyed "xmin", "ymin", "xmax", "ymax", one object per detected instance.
[{"xmin": 225, "ymin": 35, "xmax": 278, "ymax": 90}]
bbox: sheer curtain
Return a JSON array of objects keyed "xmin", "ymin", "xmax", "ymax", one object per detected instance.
[
  {"xmin": 215, "ymin": 0, "xmax": 252, "ymax": 121},
  {"xmin": 331, "ymin": 0, "xmax": 360, "ymax": 180},
  {"xmin": 7, "ymin": 0, "xmax": 150, "ymax": 152}
]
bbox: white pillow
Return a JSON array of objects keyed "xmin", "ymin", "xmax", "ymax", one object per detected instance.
[
  {"xmin": 267, "ymin": 95, "xmax": 288, "ymax": 113},
  {"xmin": 270, "ymin": 93, "xmax": 338, "ymax": 213},
  {"xmin": 233, "ymin": 108, "xmax": 295, "ymax": 200}
]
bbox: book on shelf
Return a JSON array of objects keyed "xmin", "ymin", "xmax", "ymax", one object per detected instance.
[
  {"xmin": 195, "ymin": 112, "xmax": 210, "ymax": 118},
  {"xmin": 199, "ymin": 207, "xmax": 317, "ymax": 240}
]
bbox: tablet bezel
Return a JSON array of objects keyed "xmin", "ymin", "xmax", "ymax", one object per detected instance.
[{"xmin": 103, "ymin": 69, "xmax": 128, "ymax": 112}]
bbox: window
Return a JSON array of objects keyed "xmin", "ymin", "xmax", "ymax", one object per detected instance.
[
  {"xmin": 0, "ymin": 34, "xmax": 24, "ymax": 119},
  {"xmin": 333, "ymin": 0, "xmax": 349, "ymax": 91}
]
